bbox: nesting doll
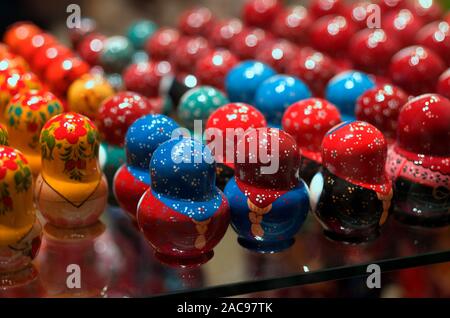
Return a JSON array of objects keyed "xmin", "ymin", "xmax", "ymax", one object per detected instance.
[
  {"xmin": 208, "ymin": 18, "xmax": 243, "ymax": 49},
  {"xmin": 325, "ymin": 70, "xmax": 375, "ymax": 120},
  {"xmin": 178, "ymin": 7, "xmax": 215, "ymax": 36},
  {"xmin": 389, "ymin": 45, "xmax": 445, "ymax": 96},
  {"xmin": 311, "ymin": 121, "xmax": 393, "ymax": 243},
  {"xmin": 177, "ymin": 86, "xmax": 229, "ymax": 135},
  {"xmin": 137, "ymin": 138, "xmax": 230, "ymax": 267},
  {"xmin": 171, "ymin": 36, "xmax": 212, "ymax": 75},
  {"xmin": 123, "ymin": 60, "xmax": 173, "ymax": 98},
  {"xmin": 97, "ymin": 92, "xmax": 155, "ymax": 203},
  {"xmin": 242, "ymin": 0, "xmax": 282, "ymax": 30},
  {"xmin": 355, "ymin": 84, "xmax": 409, "ymax": 143},
  {"xmin": 100, "ymin": 36, "xmax": 134, "ymax": 73},
  {"xmin": 3, "ymin": 22, "xmax": 42, "ymax": 54},
  {"xmin": 254, "ymin": 74, "xmax": 312, "ymax": 128},
  {"xmin": 225, "ymin": 61, "xmax": 276, "ymax": 104},
  {"xmin": 195, "ymin": 49, "xmax": 239, "ymax": 90},
  {"xmin": 0, "ymin": 51, "xmax": 29, "ymax": 73},
  {"xmin": 114, "ymin": 114, "xmax": 180, "ymax": 220},
  {"xmin": 282, "ymin": 98, "xmax": 342, "ymax": 184},
  {"xmin": 144, "ymin": 28, "xmax": 180, "ymax": 62},
  {"xmin": 44, "ymin": 56, "xmax": 89, "ymax": 97},
  {"xmin": 0, "ymin": 146, "xmax": 41, "ymax": 274},
  {"xmin": 386, "ymin": 94, "xmax": 450, "ymax": 227},
  {"xmin": 224, "ymin": 127, "xmax": 310, "ymax": 253},
  {"xmin": 0, "ymin": 69, "xmax": 42, "ymax": 121},
  {"xmin": 5, "ymin": 90, "xmax": 63, "ymax": 175},
  {"xmin": 127, "ymin": 20, "xmax": 157, "ymax": 50},
  {"xmin": 286, "ymin": 47, "xmax": 338, "ymax": 97},
  {"xmin": 35, "ymin": 112, "xmax": 108, "ymax": 228},
  {"xmin": 205, "ymin": 103, "xmax": 267, "ymax": 189},
  {"xmin": 76, "ymin": 32, "xmax": 106, "ymax": 66},
  {"xmin": 67, "ymin": 74, "xmax": 115, "ymax": 119}
]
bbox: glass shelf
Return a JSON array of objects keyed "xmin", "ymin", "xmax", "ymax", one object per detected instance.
[{"xmin": 17, "ymin": 205, "xmax": 448, "ymax": 298}]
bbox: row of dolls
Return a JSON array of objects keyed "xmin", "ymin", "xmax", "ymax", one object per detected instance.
[
  {"xmin": 1, "ymin": 89, "xmax": 449, "ymax": 271},
  {"xmin": 114, "ymin": 91, "xmax": 449, "ymax": 266}
]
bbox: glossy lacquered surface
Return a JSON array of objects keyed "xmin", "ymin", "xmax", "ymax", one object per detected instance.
[
  {"xmin": 389, "ymin": 45, "xmax": 446, "ymax": 95},
  {"xmin": 286, "ymin": 48, "xmax": 337, "ymax": 97},
  {"xmin": 114, "ymin": 114, "xmax": 180, "ymax": 219},
  {"xmin": 325, "ymin": 71, "xmax": 375, "ymax": 119},
  {"xmin": 5, "ymin": 89, "xmax": 63, "ymax": 175},
  {"xmin": 312, "ymin": 121, "xmax": 392, "ymax": 243},
  {"xmin": 225, "ymin": 128, "xmax": 310, "ymax": 253},
  {"xmin": 35, "ymin": 113, "xmax": 107, "ymax": 228},
  {"xmin": 0, "ymin": 147, "xmax": 41, "ymax": 286},
  {"xmin": 123, "ymin": 60, "xmax": 172, "ymax": 98},
  {"xmin": 97, "ymin": 91, "xmax": 155, "ymax": 147},
  {"xmin": 137, "ymin": 138, "xmax": 230, "ymax": 267},
  {"xmin": 272, "ymin": 6, "xmax": 311, "ymax": 44},
  {"xmin": 355, "ymin": 84, "xmax": 409, "ymax": 140},
  {"xmin": 225, "ymin": 60, "xmax": 276, "ymax": 104},
  {"xmin": 194, "ymin": 49, "xmax": 239, "ymax": 90},
  {"xmin": 254, "ymin": 75, "xmax": 311, "ymax": 127},
  {"xmin": 311, "ymin": 169, "xmax": 390, "ymax": 244},
  {"xmin": 282, "ymin": 98, "xmax": 341, "ymax": 165},
  {"xmin": 177, "ymin": 86, "xmax": 229, "ymax": 131},
  {"xmin": 387, "ymin": 94, "xmax": 450, "ymax": 227}
]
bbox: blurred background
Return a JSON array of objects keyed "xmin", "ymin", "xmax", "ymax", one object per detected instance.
[
  {"xmin": 1, "ymin": 0, "xmax": 250, "ymax": 39},
  {"xmin": 1, "ymin": 0, "xmax": 446, "ymax": 40}
]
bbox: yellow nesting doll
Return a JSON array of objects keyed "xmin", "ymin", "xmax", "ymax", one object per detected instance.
[
  {"xmin": 35, "ymin": 112, "xmax": 108, "ymax": 228},
  {"xmin": 4, "ymin": 89, "xmax": 63, "ymax": 175},
  {"xmin": 67, "ymin": 74, "xmax": 115, "ymax": 119},
  {"xmin": 0, "ymin": 146, "xmax": 42, "ymax": 274}
]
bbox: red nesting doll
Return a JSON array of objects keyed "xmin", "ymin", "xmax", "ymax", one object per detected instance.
[
  {"xmin": 282, "ymin": 98, "xmax": 342, "ymax": 184},
  {"xmin": 311, "ymin": 121, "xmax": 393, "ymax": 243},
  {"xmin": 386, "ymin": 94, "xmax": 450, "ymax": 227}
]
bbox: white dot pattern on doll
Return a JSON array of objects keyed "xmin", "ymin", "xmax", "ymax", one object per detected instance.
[
  {"xmin": 282, "ymin": 98, "xmax": 341, "ymax": 161},
  {"xmin": 179, "ymin": 86, "xmax": 229, "ymax": 127},
  {"xmin": 322, "ymin": 121, "xmax": 391, "ymax": 195},
  {"xmin": 149, "ymin": 139, "xmax": 224, "ymax": 222},
  {"xmin": 126, "ymin": 115, "xmax": 179, "ymax": 169},
  {"xmin": 356, "ymin": 84, "xmax": 408, "ymax": 138},
  {"xmin": 155, "ymin": 191, "xmax": 221, "ymax": 219},
  {"xmin": 387, "ymin": 147, "xmax": 450, "ymax": 189}
]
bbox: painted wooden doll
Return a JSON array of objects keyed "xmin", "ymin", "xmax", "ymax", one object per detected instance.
[
  {"xmin": 35, "ymin": 112, "xmax": 108, "ymax": 228},
  {"xmin": 224, "ymin": 127, "xmax": 310, "ymax": 253},
  {"xmin": 137, "ymin": 138, "xmax": 230, "ymax": 267}
]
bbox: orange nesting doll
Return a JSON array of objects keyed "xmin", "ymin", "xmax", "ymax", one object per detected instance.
[
  {"xmin": 5, "ymin": 90, "xmax": 63, "ymax": 175},
  {"xmin": 67, "ymin": 74, "xmax": 115, "ymax": 119},
  {"xmin": 0, "ymin": 146, "xmax": 42, "ymax": 274},
  {"xmin": 35, "ymin": 112, "xmax": 108, "ymax": 228}
]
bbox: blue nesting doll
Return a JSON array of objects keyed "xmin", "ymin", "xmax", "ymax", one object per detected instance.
[
  {"xmin": 325, "ymin": 70, "xmax": 375, "ymax": 121},
  {"xmin": 137, "ymin": 138, "xmax": 230, "ymax": 267},
  {"xmin": 254, "ymin": 74, "xmax": 312, "ymax": 128},
  {"xmin": 225, "ymin": 60, "xmax": 276, "ymax": 104},
  {"xmin": 113, "ymin": 114, "xmax": 180, "ymax": 220}
]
